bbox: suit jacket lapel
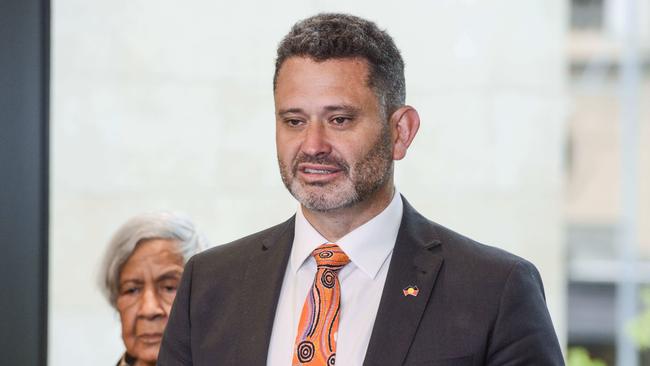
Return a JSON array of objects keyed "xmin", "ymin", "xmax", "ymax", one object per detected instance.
[
  {"xmin": 363, "ymin": 198, "xmax": 444, "ymax": 366},
  {"xmin": 235, "ymin": 216, "xmax": 295, "ymax": 365}
]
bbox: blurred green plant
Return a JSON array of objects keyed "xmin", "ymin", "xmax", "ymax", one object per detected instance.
[
  {"xmin": 627, "ymin": 287, "xmax": 650, "ymax": 349},
  {"xmin": 567, "ymin": 347, "xmax": 607, "ymax": 366}
]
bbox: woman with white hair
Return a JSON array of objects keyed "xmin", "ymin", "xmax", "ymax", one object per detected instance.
[{"xmin": 100, "ymin": 211, "xmax": 207, "ymax": 366}]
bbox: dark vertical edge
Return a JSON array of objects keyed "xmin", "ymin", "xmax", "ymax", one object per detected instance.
[
  {"xmin": 0, "ymin": 0, "xmax": 50, "ymax": 363},
  {"xmin": 40, "ymin": 0, "xmax": 50, "ymax": 364}
]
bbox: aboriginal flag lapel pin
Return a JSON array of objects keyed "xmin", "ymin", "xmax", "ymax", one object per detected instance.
[{"xmin": 403, "ymin": 285, "xmax": 419, "ymax": 297}]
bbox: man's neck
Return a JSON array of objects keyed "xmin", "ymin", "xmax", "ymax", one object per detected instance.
[{"xmin": 301, "ymin": 184, "xmax": 395, "ymax": 242}]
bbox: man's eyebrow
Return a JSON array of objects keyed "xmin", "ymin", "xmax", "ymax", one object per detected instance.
[
  {"xmin": 277, "ymin": 105, "xmax": 360, "ymax": 116},
  {"xmin": 323, "ymin": 104, "xmax": 360, "ymax": 114},
  {"xmin": 277, "ymin": 108, "xmax": 305, "ymax": 116}
]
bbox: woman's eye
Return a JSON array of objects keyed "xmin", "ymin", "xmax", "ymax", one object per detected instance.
[
  {"xmin": 162, "ymin": 285, "xmax": 178, "ymax": 293},
  {"xmin": 159, "ymin": 280, "xmax": 180, "ymax": 294},
  {"xmin": 122, "ymin": 287, "xmax": 140, "ymax": 295}
]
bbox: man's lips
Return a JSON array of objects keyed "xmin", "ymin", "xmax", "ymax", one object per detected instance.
[{"xmin": 297, "ymin": 163, "xmax": 344, "ymax": 181}]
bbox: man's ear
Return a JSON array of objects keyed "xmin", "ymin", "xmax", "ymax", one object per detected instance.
[{"xmin": 389, "ymin": 106, "xmax": 420, "ymax": 160}]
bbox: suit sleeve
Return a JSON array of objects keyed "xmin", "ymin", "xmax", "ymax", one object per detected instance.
[
  {"xmin": 486, "ymin": 260, "xmax": 565, "ymax": 366},
  {"xmin": 158, "ymin": 256, "xmax": 195, "ymax": 366}
]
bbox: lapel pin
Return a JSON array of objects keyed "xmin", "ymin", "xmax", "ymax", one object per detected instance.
[{"xmin": 402, "ymin": 285, "xmax": 419, "ymax": 297}]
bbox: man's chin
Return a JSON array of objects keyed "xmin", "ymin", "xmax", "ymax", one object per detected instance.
[
  {"xmin": 303, "ymin": 201, "xmax": 349, "ymax": 212},
  {"xmin": 293, "ymin": 191, "xmax": 357, "ymax": 212},
  {"xmin": 287, "ymin": 179, "xmax": 359, "ymax": 211}
]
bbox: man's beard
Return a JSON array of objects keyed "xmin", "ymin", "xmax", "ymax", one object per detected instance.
[{"xmin": 278, "ymin": 125, "xmax": 393, "ymax": 212}]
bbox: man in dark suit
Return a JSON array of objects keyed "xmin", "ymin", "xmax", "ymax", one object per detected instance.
[{"xmin": 159, "ymin": 13, "xmax": 564, "ymax": 366}]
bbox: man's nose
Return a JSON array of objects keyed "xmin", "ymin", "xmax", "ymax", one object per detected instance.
[
  {"xmin": 137, "ymin": 288, "xmax": 165, "ymax": 319},
  {"xmin": 301, "ymin": 122, "xmax": 331, "ymax": 157}
]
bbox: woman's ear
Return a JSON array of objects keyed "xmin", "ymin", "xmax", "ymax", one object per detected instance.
[{"xmin": 389, "ymin": 106, "xmax": 420, "ymax": 160}]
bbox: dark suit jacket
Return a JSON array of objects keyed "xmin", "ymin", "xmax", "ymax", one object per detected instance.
[{"xmin": 159, "ymin": 198, "xmax": 564, "ymax": 365}]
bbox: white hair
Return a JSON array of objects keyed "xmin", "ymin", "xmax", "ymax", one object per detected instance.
[{"xmin": 99, "ymin": 211, "xmax": 208, "ymax": 307}]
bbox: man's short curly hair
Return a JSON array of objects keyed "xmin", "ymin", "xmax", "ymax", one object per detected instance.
[{"xmin": 273, "ymin": 13, "xmax": 405, "ymax": 117}]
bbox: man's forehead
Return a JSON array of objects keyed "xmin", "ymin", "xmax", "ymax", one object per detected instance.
[
  {"xmin": 273, "ymin": 56, "xmax": 382, "ymax": 115},
  {"xmin": 274, "ymin": 56, "xmax": 374, "ymax": 98},
  {"xmin": 277, "ymin": 56, "xmax": 370, "ymax": 77}
]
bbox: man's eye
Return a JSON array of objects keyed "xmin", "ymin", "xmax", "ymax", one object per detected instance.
[
  {"xmin": 286, "ymin": 119, "xmax": 303, "ymax": 127},
  {"xmin": 332, "ymin": 117, "xmax": 350, "ymax": 125}
]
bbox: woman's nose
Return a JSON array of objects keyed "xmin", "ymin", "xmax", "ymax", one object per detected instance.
[{"xmin": 137, "ymin": 288, "xmax": 165, "ymax": 319}]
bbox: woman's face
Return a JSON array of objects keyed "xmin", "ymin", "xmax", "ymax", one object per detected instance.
[{"xmin": 116, "ymin": 239, "xmax": 184, "ymax": 365}]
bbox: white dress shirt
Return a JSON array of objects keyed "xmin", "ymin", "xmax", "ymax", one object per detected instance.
[{"xmin": 267, "ymin": 193, "xmax": 403, "ymax": 366}]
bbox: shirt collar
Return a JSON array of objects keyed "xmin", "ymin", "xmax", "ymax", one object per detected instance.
[{"xmin": 290, "ymin": 192, "xmax": 403, "ymax": 279}]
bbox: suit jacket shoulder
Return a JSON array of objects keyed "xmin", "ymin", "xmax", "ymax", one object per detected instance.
[
  {"xmin": 364, "ymin": 197, "xmax": 563, "ymax": 365},
  {"xmin": 191, "ymin": 216, "xmax": 295, "ymax": 277},
  {"xmin": 430, "ymin": 216, "xmax": 545, "ymax": 297},
  {"xmin": 159, "ymin": 216, "xmax": 296, "ymax": 366}
]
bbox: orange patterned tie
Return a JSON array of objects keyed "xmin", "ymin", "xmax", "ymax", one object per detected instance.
[{"xmin": 293, "ymin": 244, "xmax": 350, "ymax": 366}]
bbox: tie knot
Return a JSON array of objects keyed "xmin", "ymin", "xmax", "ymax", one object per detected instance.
[{"xmin": 312, "ymin": 244, "xmax": 350, "ymax": 269}]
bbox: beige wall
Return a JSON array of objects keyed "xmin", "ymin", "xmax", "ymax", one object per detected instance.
[
  {"xmin": 566, "ymin": 78, "xmax": 650, "ymax": 257},
  {"xmin": 50, "ymin": 1, "xmax": 568, "ymax": 364},
  {"xmin": 566, "ymin": 0, "xmax": 650, "ymax": 259}
]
